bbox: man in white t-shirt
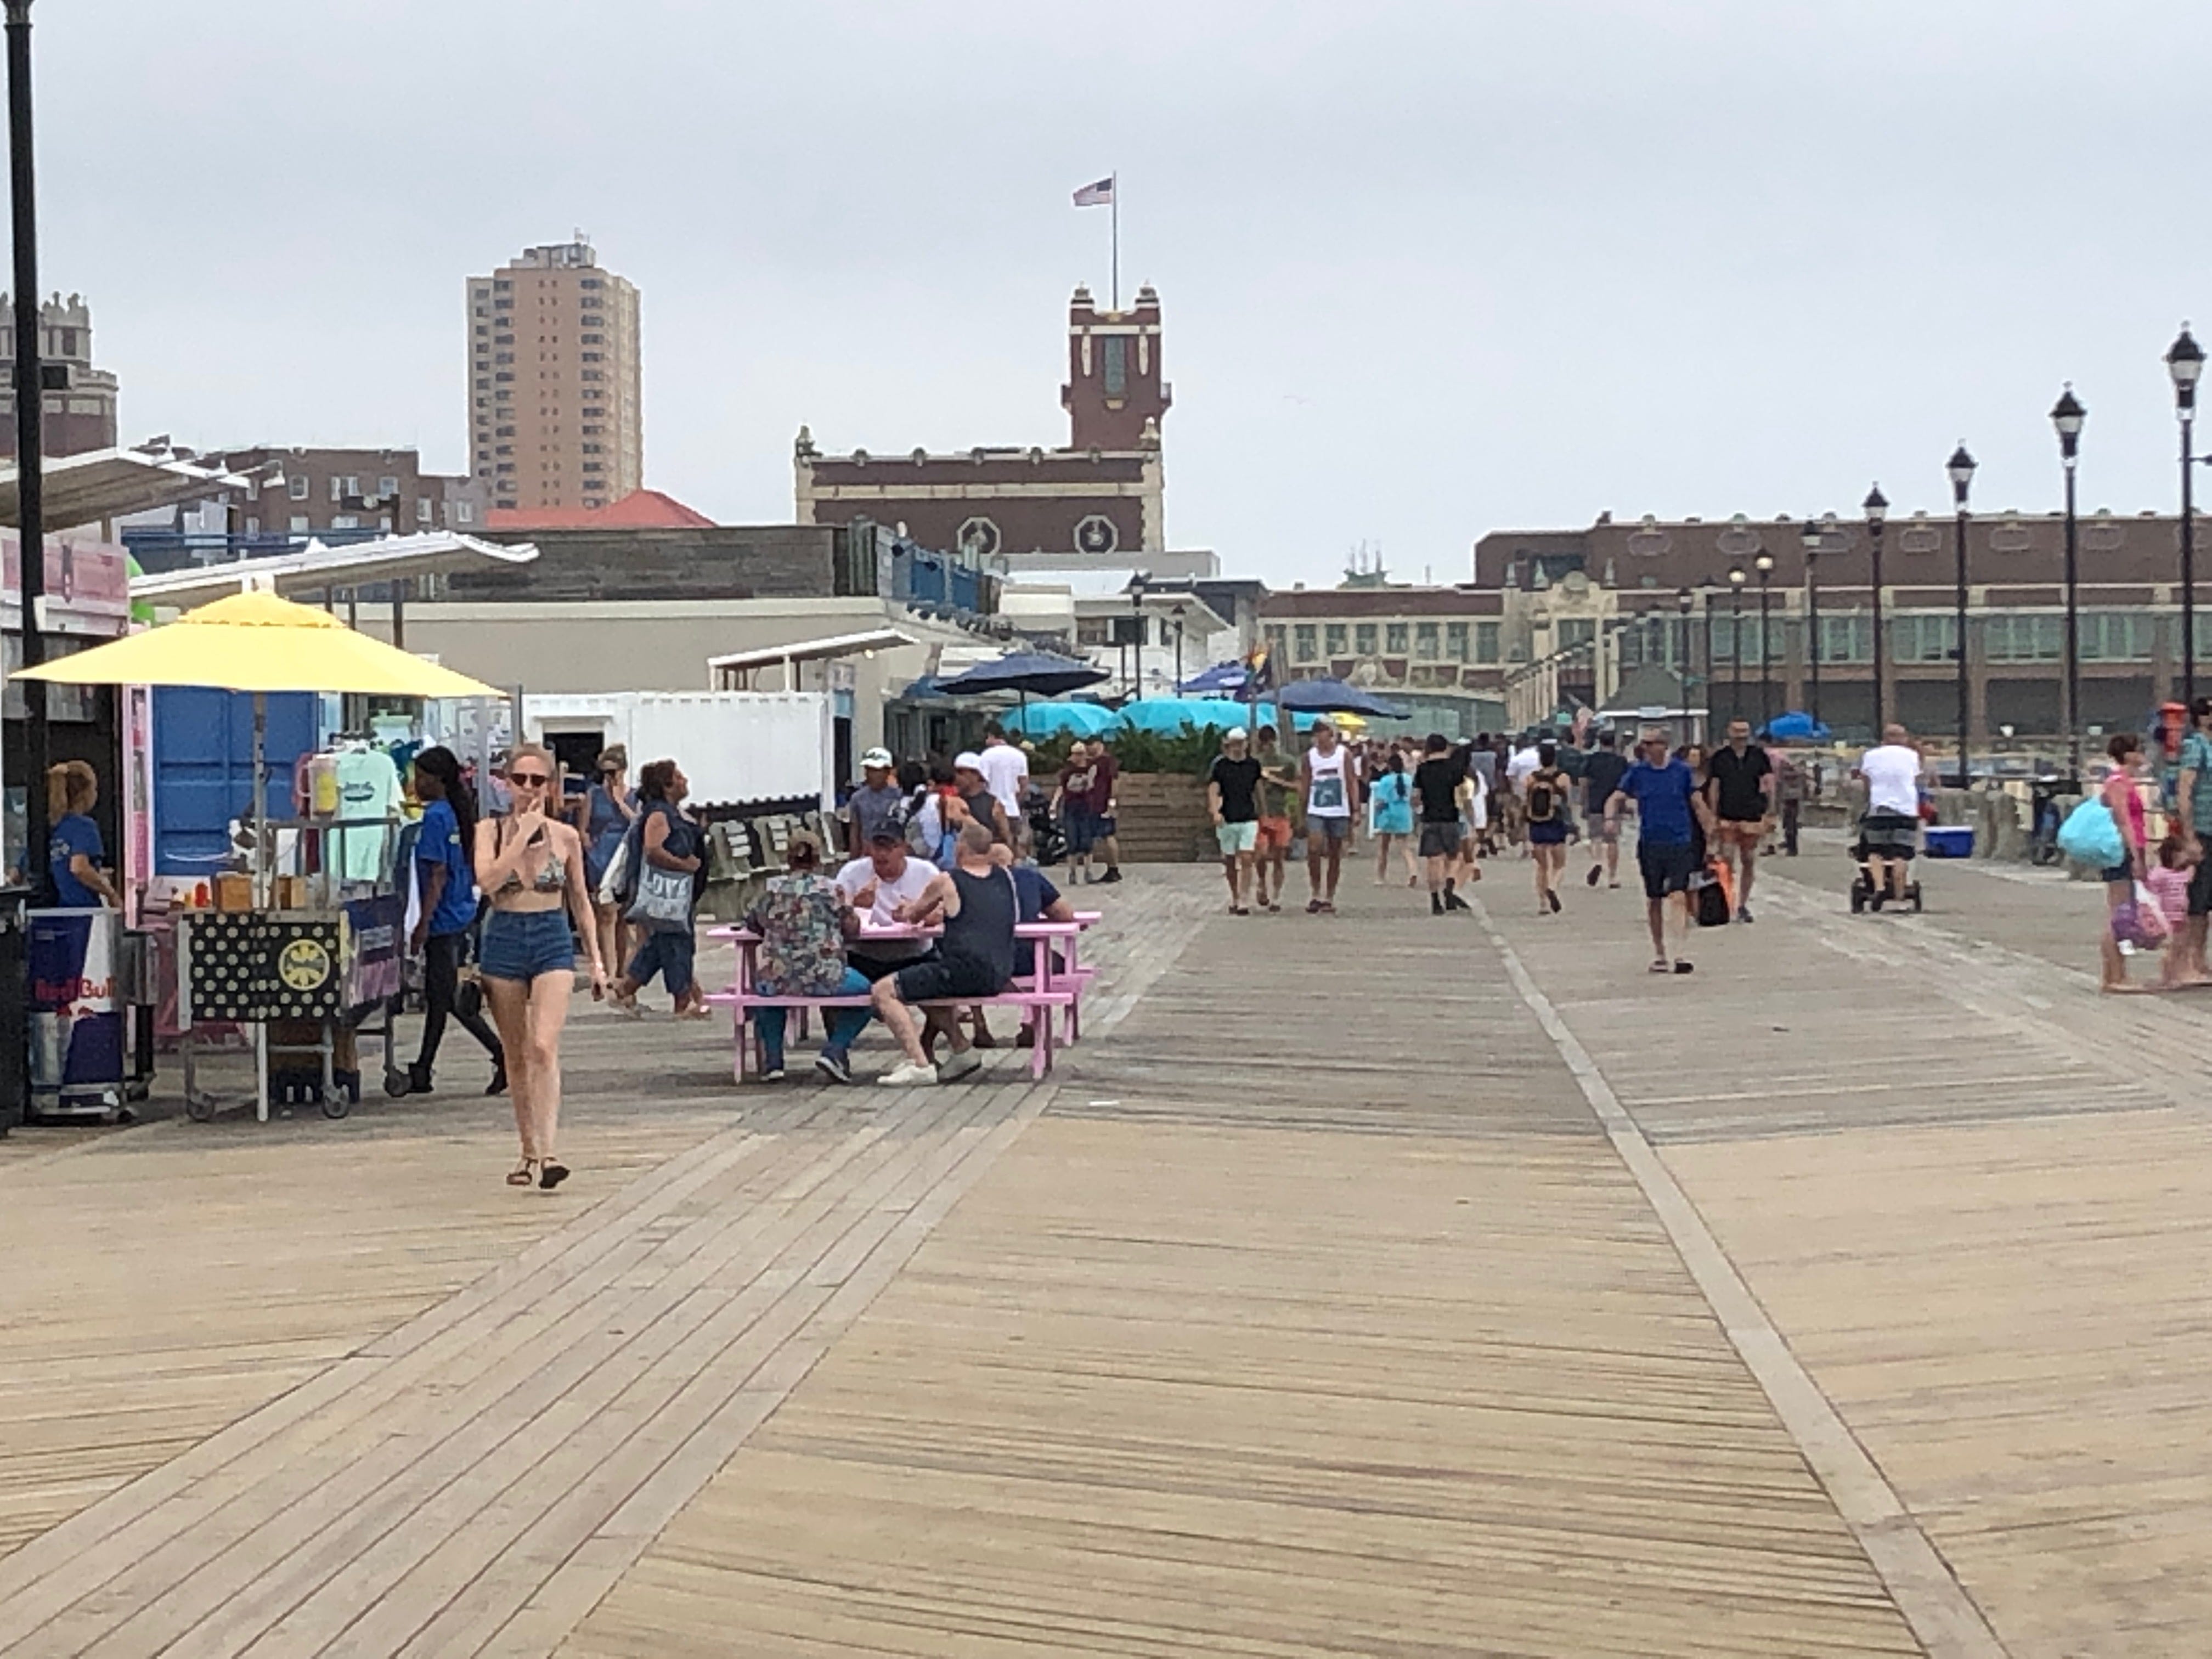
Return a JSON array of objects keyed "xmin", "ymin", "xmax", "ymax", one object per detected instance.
[
  {"xmin": 977, "ymin": 725, "xmax": 1030, "ymax": 852},
  {"xmin": 833, "ymin": 826, "xmax": 941, "ymax": 981},
  {"xmin": 1506, "ymin": 737, "xmax": 1543, "ymax": 792},
  {"xmin": 1853, "ymin": 723, "xmax": 1929, "ymax": 905}
]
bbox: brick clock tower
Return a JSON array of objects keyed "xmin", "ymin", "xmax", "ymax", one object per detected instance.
[
  {"xmin": 797, "ymin": 284, "xmax": 1171, "ymax": 560},
  {"xmin": 1062, "ymin": 282, "xmax": 1169, "ymax": 454}
]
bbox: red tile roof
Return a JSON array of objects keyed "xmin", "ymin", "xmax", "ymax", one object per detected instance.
[{"xmin": 484, "ymin": 489, "xmax": 715, "ymax": 532}]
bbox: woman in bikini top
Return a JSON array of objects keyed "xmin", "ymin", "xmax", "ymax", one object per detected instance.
[{"xmin": 493, "ymin": 816, "xmax": 569, "ymax": 900}]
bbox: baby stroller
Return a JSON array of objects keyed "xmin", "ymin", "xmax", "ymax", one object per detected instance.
[
  {"xmin": 1026, "ymin": 790, "xmax": 1068, "ymax": 866},
  {"xmin": 1849, "ymin": 811, "xmax": 1922, "ymax": 913}
]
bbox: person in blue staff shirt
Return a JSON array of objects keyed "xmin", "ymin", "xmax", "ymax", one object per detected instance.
[
  {"xmin": 405, "ymin": 747, "xmax": 506, "ymax": 1097},
  {"xmin": 47, "ymin": 761, "xmax": 118, "ymax": 908}
]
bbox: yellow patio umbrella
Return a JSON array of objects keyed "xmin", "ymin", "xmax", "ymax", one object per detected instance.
[
  {"xmin": 12, "ymin": 588, "xmax": 503, "ymax": 886},
  {"xmin": 9, "ymin": 587, "xmax": 498, "ymax": 698}
]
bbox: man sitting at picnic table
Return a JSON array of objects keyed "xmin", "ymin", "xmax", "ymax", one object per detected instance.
[
  {"xmin": 832, "ymin": 822, "xmax": 939, "ymax": 983},
  {"xmin": 871, "ymin": 820, "xmax": 1019, "ymax": 1088},
  {"xmin": 742, "ymin": 829, "xmax": 873, "ymax": 1086}
]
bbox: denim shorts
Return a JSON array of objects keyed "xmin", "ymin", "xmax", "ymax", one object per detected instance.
[{"xmin": 479, "ymin": 908, "xmax": 575, "ymax": 982}]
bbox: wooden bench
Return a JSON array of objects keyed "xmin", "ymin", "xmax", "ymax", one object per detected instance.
[{"xmin": 698, "ymin": 986, "xmax": 1076, "ymax": 1082}]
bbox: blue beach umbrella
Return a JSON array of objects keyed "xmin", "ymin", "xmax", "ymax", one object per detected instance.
[
  {"xmin": 1114, "ymin": 697, "xmax": 1250, "ymax": 735},
  {"xmin": 1002, "ymin": 701, "xmax": 1117, "ymax": 739}
]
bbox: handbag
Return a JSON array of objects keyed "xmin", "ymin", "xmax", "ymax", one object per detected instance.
[
  {"xmin": 596, "ymin": 828, "xmax": 631, "ymax": 906},
  {"xmin": 1690, "ymin": 859, "xmax": 1734, "ymax": 927},
  {"xmin": 2056, "ymin": 797, "xmax": 2124, "ymax": 868},
  {"xmin": 2131, "ymin": 879, "xmax": 2174, "ymax": 947}
]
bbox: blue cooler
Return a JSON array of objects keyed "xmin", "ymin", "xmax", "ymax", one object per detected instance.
[{"xmin": 1923, "ymin": 826, "xmax": 1974, "ymax": 859}]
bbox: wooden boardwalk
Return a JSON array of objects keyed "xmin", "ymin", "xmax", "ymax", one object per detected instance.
[{"xmin": 3, "ymin": 853, "xmax": 2210, "ymax": 1654}]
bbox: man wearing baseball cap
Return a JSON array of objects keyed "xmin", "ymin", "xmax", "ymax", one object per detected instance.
[
  {"xmin": 1205, "ymin": 726, "xmax": 1264, "ymax": 915},
  {"xmin": 845, "ymin": 746, "xmax": 904, "ymax": 857}
]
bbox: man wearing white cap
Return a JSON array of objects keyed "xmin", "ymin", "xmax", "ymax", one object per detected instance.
[
  {"xmin": 978, "ymin": 723, "xmax": 1030, "ymax": 853},
  {"xmin": 1206, "ymin": 726, "xmax": 1264, "ymax": 915},
  {"xmin": 844, "ymin": 746, "xmax": 904, "ymax": 857}
]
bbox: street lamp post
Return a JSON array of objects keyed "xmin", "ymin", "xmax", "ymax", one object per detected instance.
[
  {"xmin": 1948, "ymin": 443, "xmax": 1977, "ymax": 787},
  {"xmin": 2051, "ymin": 385, "xmax": 2086, "ymax": 776},
  {"xmin": 1754, "ymin": 550, "xmax": 1775, "ymax": 730},
  {"xmin": 2168, "ymin": 326, "xmax": 2204, "ymax": 708},
  {"xmin": 1727, "ymin": 566, "xmax": 1747, "ymax": 727},
  {"xmin": 1865, "ymin": 485, "xmax": 1889, "ymax": 735},
  {"xmin": 6, "ymin": 0, "xmax": 47, "ymax": 911},
  {"xmin": 1675, "ymin": 586, "xmax": 1696, "ymax": 742},
  {"xmin": 1699, "ymin": 582, "xmax": 1719, "ymax": 743},
  {"xmin": 1800, "ymin": 516, "xmax": 1824, "ymax": 729}
]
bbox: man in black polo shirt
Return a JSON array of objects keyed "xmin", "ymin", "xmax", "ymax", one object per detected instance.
[{"xmin": 1703, "ymin": 718, "xmax": 1774, "ymax": 922}]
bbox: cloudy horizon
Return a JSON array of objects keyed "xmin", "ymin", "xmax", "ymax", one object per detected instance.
[{"xmin": 35, "ymin": 0, "xmax": 2212, "ymax": 585}]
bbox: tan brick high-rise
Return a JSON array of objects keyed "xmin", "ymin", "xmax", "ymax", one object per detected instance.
[{"xmin": 466, "ymin": 240, "xmax": 641, "ymax": 514}]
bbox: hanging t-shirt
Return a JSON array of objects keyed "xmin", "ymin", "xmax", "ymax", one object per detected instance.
[{"xmin": 334, "ymin": 747, "xmax": 404, "ymax": 882}]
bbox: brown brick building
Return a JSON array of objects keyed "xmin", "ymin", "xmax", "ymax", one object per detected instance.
[
  {"xmin": 209, "ymin": 446, "xmax": 485, "ymax": 540},
  {"xmin": 796, "ymin": 284, "xmax": 1169, "ymax": 558},
  {"xmin": 1474, "ymin": 510, "xmax": 2212, "ymax": 742},
  {"xmin": 0, "ymin": 293, "xmax": 117, "ymax": 459},
  {"xmin": 1258, "ymin": 584, "xmax": 1509, "ymax": 736}
]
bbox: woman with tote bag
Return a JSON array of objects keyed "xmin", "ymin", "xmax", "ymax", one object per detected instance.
[{"xmin": 608, "ymin": 759, "xmax": 707, "ymax": 1018}]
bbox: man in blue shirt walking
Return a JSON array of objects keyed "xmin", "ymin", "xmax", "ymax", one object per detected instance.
[{"xmin": 1605, "ymin": 728, "xmax": 1707, "ymax": 975}]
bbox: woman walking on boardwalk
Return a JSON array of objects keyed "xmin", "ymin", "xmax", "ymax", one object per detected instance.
[
  {"xmin": 475, "ymin": 741, "xmax": 606, "ymax": 1190},
  {"xmin": 571, "ymin": 744, "xmax": 638, "ymax": 994}
]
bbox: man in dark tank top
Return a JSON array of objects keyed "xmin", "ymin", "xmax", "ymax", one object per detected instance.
[{"xmin": 869, "ymin": 821, "xmax": 1019, "ymax": 1086}]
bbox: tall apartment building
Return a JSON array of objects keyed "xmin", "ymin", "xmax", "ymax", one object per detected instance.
[
  {"xmin": 0, "ymin": 292, "xmax": 119, "ymax": 458},
  {"xmin": 465, "ymin": 240, "xmax": 642, "ymax": 515}
]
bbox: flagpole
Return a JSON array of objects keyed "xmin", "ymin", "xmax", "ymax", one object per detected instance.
[{"xmin": 1110, "ymin": 172, "xmax": 1119, "ymax": 310}]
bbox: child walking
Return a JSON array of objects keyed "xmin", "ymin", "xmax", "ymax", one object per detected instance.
[{"xmin": 2146, "ymin": 831, "xmax": 2204, "ymax": 988}]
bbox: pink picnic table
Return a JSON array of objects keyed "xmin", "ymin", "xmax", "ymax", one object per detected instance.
[{"xmin": 701, "ymin": 912, "xmax": 1097, "ymax": 1082}]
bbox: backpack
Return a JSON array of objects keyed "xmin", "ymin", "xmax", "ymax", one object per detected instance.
[{"xmin": 1525, "ymin": 771, "xmax": 1559, "ymax": 824}]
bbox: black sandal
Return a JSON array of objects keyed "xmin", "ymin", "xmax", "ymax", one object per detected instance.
[
  {"xmin": 507, "ymin": 1158, "xmax": 537, "ymax": 1187},
  {"xmin": 538, "ymin": 1159, "xmax": 570, "ymax": 1191}
]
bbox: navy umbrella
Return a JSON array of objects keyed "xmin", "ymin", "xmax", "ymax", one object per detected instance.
[
  {"xmin": 1274, "ymin": 676, "xmax": 1410, "ymax": 719},
  {"xmin": 1178, "ymin": 661, "xmax": 1250, "ymax": 695},
  {"xmin": 934, "ymin": 650, "xmax": 1111, "ymax": 699}
]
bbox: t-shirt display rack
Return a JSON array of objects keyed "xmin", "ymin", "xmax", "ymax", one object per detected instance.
[{"xmin": 175, "ymin": 810, "xmax": 410, "ymax": 1125}]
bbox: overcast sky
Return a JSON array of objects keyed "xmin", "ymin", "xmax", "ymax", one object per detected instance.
[{"xmin": 42, "ymin": 0, "xmax": 2212, "ymax": 586}]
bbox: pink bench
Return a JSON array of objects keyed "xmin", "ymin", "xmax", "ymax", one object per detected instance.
[
  {"xmin": 701, "ymin": 916, "xmax": 1095, "ymax": 1084},
  {"xmin": 698, "ymin": 986, "xmax": 1075, "ymax": 1081}
]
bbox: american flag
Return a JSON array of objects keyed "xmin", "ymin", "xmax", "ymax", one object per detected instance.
[{"xmin": 1072, "ymin": 177, "xmax": 1114, "ymax": 208}]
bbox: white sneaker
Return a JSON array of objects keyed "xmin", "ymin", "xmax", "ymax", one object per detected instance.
[{"xmin": 879, "ymin": 1060, "xmax": 939, "ymax": 1087}]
